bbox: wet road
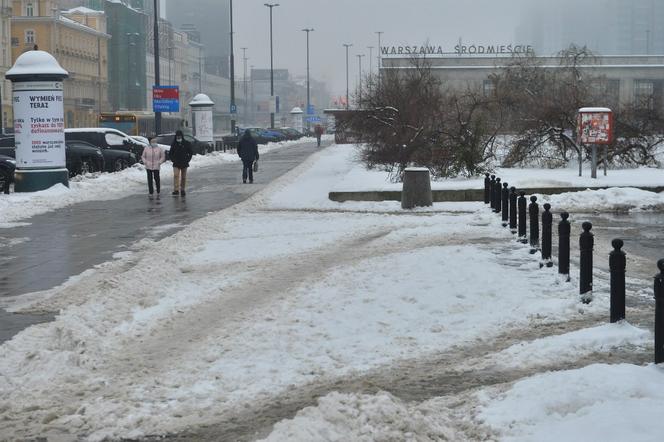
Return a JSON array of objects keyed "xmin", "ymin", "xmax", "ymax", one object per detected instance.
[{"xmin": 0, "ymin": 140, "xmax": 328, "ymax": 342}]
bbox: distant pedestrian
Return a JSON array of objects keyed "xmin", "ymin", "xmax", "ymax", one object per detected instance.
[
  {"xmin": 141, "ymin": 137, "xmax": 166, "ymax": 196},
  {"xmin": 314, "ymin": 124, "xmax": 324, "ymax": 147},
  {"xmin": 237, "ymin": 129, "xmax": 259, "ymax": 183},
  {"xmin": 170, "ymin": 130, "xmax": 193, "ymax": 196}
]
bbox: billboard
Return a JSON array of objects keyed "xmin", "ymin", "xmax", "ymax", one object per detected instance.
[
  {"xmin": 578, "ymin": 108, "xmax": 613, "ymax": 145},
  {"xmin": 12, "ymin": 81, "xmax": 66, "ymax": 169}
]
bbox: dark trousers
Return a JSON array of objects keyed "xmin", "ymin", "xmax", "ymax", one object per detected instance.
[
  {"xmin": 242, "ymin": 160, "xmax": 254, "ymax": 182},
  {"xmin": 147, "ymin": 169, "xmax": 161, "ymax": 194},
  {"xmin": 316, "ymin": 135, "xmax": 321, "ymax": 147}
]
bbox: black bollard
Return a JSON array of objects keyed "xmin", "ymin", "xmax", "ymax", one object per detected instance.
[
  {"xmin": 494, "ymin": 178, "xmax": 502, "ymax": 214},
  {"xmin": 484, "ymin": 173, "xmax": 491, "ymax": 204},
  {"xmin": 541, "ymin": 203, "xmax": 553, "ymax": 267},
  {"xmin": 609, "ymin": 239, "xmax": 626, "ymax": 323},
  {"xmin": 579, "ymin": 221, "xmax": 594, "ymax": 304},
  {"xmin": 517, "ymin": 192, "xmax": 527, "ymax": 243},
  {"xmin": 501, "ymin": 183, "xmax": 509, "ymax": 227},
  {"xmin": 558, "ymin": 212, "xmax": 571, "ymax": 281},
  {"xmin": 528, "ymin": 196, "xmax": 539, "ymax": 254},
  {"xmin": 489, "ymin": 175, "xmax": 496, "ymax": 210},
  {"xmin": 509, "ymin": 187, "xmax": 517, "ymax": 233},
  {"xmin": 655, "ymin": 259, "xmax": 664, "ymax": 364}
]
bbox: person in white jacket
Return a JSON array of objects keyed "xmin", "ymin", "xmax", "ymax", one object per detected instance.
[{"xmin": 141, "ymin": 138, "xmax": 166, "ymax": 196}]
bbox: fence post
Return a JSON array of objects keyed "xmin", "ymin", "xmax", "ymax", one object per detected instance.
[
  {"xmin": 518, "ymin": 191, "xmax": 527, "ymax": 243},
  {"xmin": 609, "ymin": 239, "xmax": 626, "ymax": 323},
  {"xmin": 501, "ymin": 183, "xmax": 509, "ymax": 227},
  {"xmin": 490, "ymin": 175, "xmax": 496, "ymax": 210},
  {"xmin": 494, "ymin": 178, "xmax": 502, "ymax": 214},
  {"xmin": 528, "ymin": 196, "xmax": 539, "ymax": 254},
  {"xmin": 558, "ymin": 212, "xmax": 571, "ymax": 280},
  {"xmin": 580, "ymin": 221, "xmax": 594, "ymax": 304},
  {"xmin": 541, "ymin": 203, "xmax": 553, "ymax": 268},
  {"xmin": 509, "ymin": 187, "xmax": 517, "ymax": 234},
  {"xmin": 484, "ymin": 173, "xmax": 491, "ymax": 204},
  {"xmin": 655, "ymin": 259, "xmax": 664, "ymax": 364}
]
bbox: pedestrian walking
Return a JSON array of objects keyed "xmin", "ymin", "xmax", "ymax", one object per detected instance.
[
  {"xmin": 141, "ymin": 137, "xmax": 166, "ymax": 196},
  {"xmin": 314, "ymin": 124, "xmax": 324, "ymax": 147},
  {"xmin": 237, "ymin": 129, "xmax": 259, "ymax": 184},
  {"xmin": 170, "ymin": 130, "xmax": 193, "ymax": 196}
]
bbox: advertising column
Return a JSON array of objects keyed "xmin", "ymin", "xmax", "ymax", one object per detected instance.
[
  {"xmin": 189, "ymin": 93, "xmax": 215, "ymax": 144},
  {"xmin": 6, "ymin": 50, "xmax": 69, "ymax": 192}
]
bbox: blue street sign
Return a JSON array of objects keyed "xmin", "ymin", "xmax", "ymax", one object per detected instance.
[
  {"xmin": 307, "ymin": 104, "xmax": 315, "ymax": 115},
  {"xmin": 152, "ymin": 86, "xmax": 180, "ymax": 112},
  {"xmin": 230, "ymin": 104, "xmax": 237, "ymax": 114},
  {"xmin": 306, "ymin": 116, "xmax": 321, "ymax": 123}
]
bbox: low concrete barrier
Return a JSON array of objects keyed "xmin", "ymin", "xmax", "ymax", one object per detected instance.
[{"xmin": 329, "ymin": 186, "xmax": 664, "ymax": 203}]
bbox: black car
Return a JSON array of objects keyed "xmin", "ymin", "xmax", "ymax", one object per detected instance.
[
  {"xmin": 0, "ymin": 140, "xmax": 108, "ymax": 177},
  {"xmin": 153, "ymin": 133, "xmax": 212, "ymax": 155},
  {"xmin": 64, "ymin": 128, "xmax": 145, "ymax": 158},
  {"xmin": 0, "ymin": 154, "xmax": 15, "ymax": 194},
  {"xmin": 65, "ymin": 129, "xmax": 137, "ymax": 172}
]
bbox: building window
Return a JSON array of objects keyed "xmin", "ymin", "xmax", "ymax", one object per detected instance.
[
  {"xmin": 25, "ymin": 2, "xmax": 34, "ymax": 16},
  {"xmin": 634, "ymin": 79, "xmax": 655, "ymax": 109},
  {"xmin": 483, "ymin": 79, "xmax": 496, "ymax": 96},
  {"xmin": 24, "ymin": 29, "xmax": 35, "ymax": 44}
]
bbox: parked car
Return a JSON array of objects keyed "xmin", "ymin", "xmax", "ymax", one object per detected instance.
[
  {"xmin": 0, "ymin": 154, "xmax": 15, "ymax": 194},
  {"xmin": 0, "ymin": 139, "xmax": 107, "ymax": 177},
  {"xmin": 65, "ymin": 141, "xmax": 106, "ymax": 176},
  {"xmin": 152, "ymin": 132, "xmax": 212, "ymax": 155},
  {"xmin": 238, "ymin": 127, "xmax": 280, "ymax": 145},
  {"xmin": 65, "ymin": 128, "xmax": 145, "ymax": 158},
  {"xmin": 64, "ymin": 134, "xmax": 137, "ymax": 172},
  {"xmin": 273, "ymin": 127, "xmax": 303, "ymax": 141}
]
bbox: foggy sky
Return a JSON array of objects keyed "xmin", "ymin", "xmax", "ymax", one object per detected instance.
[{"xmin": 165, "ymin": 0, "xmax": 530, "ymax": 96}]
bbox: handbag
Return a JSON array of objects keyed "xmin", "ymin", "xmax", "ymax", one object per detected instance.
[{"xmin": 253, "ymin": 160, "xmax": 259, "ymax": 172}]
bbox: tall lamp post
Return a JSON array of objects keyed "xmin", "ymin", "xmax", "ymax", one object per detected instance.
[
  {"xmin": 229, "ymin": 0, "xmax": 236, "ymax": 134},
  {"xmin": 241, "ymin": 47, "xmax": 248, "ymax": 125},
  {"xmin": 356, "ymin": 54, "xmax": 364, "ymax": 107},
  {"xmin": 153, "ymin": 0, "xmax": 161, "ymax": 134},
  {"xmin": 343, "ymin": 43, "xmax": 352, "ymax": 109},
  {"xmin": 375, "ymin": 31, "xmax": 383, "ymax": 82},
  {"xmin": 367, "ymin": 46, "xmax": 374, "ymax": 78},
  {"xmin": 264, "ymin": 3, "xmax": 279, "ymax": 129},
  {"xmin": 302, "ymin": 28, "xmax": 314, "ymax": 131}
]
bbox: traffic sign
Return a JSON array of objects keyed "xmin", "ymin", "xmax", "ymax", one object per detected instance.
[
  {"xmin": 307, "ymin": 104, "xmax": 315, "ymax": 115},
  {"xmin": 230, "ymin": 104, "xmax": 237, "ymax": 114},
  {"xmin": 153, "ymin": 86, "xmax": 180, "ymax": 112},
  {"xmin": 306, "ymin": 116, "xmax": 321, "ymax": 123}
]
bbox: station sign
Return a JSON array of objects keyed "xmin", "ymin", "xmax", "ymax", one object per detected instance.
[{"xmin": 153, "ymin": 86, "xmax": 180, "ymax": 112}]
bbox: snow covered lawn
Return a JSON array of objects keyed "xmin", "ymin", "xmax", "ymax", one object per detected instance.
[{"xmin": 0, "ymin": 143, "xmax": 660, "ymax": 441}]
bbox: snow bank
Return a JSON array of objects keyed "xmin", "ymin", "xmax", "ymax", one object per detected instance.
[
  {"xmin": 478, "ymin": 363, "xmax": 664, "ymax": 442},
  {"xmin": 536, "ymin": 186, "xmax": 664, "ymax": 212}
]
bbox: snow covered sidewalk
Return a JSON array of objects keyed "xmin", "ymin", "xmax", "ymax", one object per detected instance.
[{"xmin": 0, "ymin": 144, "xmax": 660, "ymax": 441}]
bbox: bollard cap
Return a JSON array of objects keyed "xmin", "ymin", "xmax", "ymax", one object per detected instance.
[
  {"xmin": 582, "ymin": 221, "xmax": 593, "ymax": 232},
  {"xmin": 496, "ymin": 177, "xmax": 501, "ymax": 182},
  {"xmin": 510, "ymin": 186, "xmax": 516, "ymax": 192},
  {"xmin": 491, "ymin": 174, "xmax": 495, "ymax": 179},
  {"xmin": 612, "ymin": 238, "xmax": 624, "ymax": 250},
  {"xmin": 485, "ymin": 173, "xmax": 490, "ymax": 177},
  {"xmin": 503, "ymin": 182, "xmax": 508, "ymax": 188},
  {"xmin": 530, "ymin": 195, "xmax": 537, "ymax": 202},
  {"xmin": 543, "ymin": 203, "xmax": 551, "ymax": 211},
  {"xmin": 519, "ymin": 191, "xmax": 525, "ymax": 197},
  {"xmin": 561, "ymin": 212, "xmax": 569, "ymax": 220},
  {"xmin": 658, "ymin": 259, "xmax": 664, "ymax": 273}
]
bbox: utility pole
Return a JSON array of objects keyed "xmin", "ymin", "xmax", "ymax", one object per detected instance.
[
  {"xmin": 367, "ymin": 46, "xmax": 374, "ymax": 78},
  {"xmin": 302, "ymin": 28, "xmax": 314, "ymax": 131},
  {"xmin": 153, "ymin": 0, "xmax": 161, "ymax": 134},
  {"xmin": 343, "ymin": 43, "xmax": 352, "ymax": 110},
  {"xmin": 241, "ymin": 47, "xmax": 248, "ymax": 126},
  {"xmin": 229, "ymin": 0, "xmax": 236, "ymax": 134},
  {"xmin": 265, "ymin": 3, "xmax": 279, "ymax": 129},
  {"xmin": 356, "ymin": 54, "xmax": 364, "ymax": 107},
  {"xmin": 375, "ymin": 31, "xmax": 383, "ymax": 82}
]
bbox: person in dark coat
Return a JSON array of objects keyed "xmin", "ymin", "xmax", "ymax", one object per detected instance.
[
  {"xmin": 237, "ymin": 129, "xmax": 259, "ymax": 183},
  {"xmin": 169, "ymin": 130, "xmax": 193, "ymax": 196}
]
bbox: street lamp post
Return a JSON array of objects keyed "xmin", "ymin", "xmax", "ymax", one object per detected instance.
[
  {"xmin": 241, "ymin": 47, "xmax": 248, "ymax": 125},
  {"xmin": 167, "ymin": 45, "xmax": 173, "ymax": 85},
  {"xmin": 302, "ymin": 28, "xmax": 314, "ymax": 131},
  {"xmin": 356, "ymin": 54, "xmax": 365, "ymax": 107},
  {"xmin": 343, "ymin": 43, "xmax": 352, "ymax": 109},
  {"xmin": 153, "ymin": 0, "xmax": 161, "ymax": 134},
  {"xmin": 367, "ymin": 46, "xmax": 374, "ymax": 78},
  {"xmin": 264, "ymin": 3, "xmax": 279, "ymax": 129},
  {"xmin": 375, "ymin": 31, "xmax": 383, "ymax": 81},
  {"xmin": 229, "ymin": 0, "xmax": 236, "ymax": 134}
]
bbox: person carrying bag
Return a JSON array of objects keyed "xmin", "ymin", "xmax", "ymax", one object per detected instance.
[{"xmin": 237, "ymin": 129, "xmax": 259, "ymax": 183}]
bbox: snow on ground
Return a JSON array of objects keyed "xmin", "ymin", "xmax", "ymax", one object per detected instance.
[
  {"xmin": 0, "ymin": 138, "xmax": 306, "ymax": 226},
  {"xmin": 0, "ymin": 142, "xmax": 660, "ymax": 440}
]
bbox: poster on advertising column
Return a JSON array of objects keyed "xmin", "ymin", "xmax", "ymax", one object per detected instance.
[
  {"xmin": 13, "ymin": 81, "xmax": 66, "ymax": 169},
  {"xmin": 194, "ymin": 110, "xmax": 214, "ymax": 143}
]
